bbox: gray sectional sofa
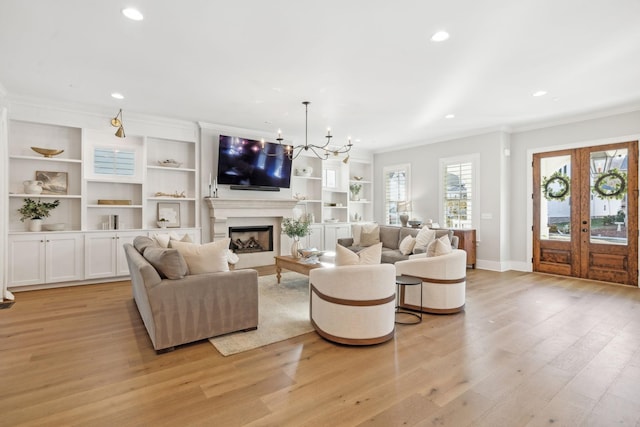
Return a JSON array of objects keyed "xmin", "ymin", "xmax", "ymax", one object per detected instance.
[
  {"xmin": 338, "ymin": 225, "xmax": 458, "ymax": 264},
  {"xmin": 124, "ymin": 239, "xmax": 259, "ymax": 352}
]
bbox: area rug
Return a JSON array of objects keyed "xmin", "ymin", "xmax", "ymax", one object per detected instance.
[{"xmin": 209, "ymin": 272, "xmax": 314, "ymax": 356}]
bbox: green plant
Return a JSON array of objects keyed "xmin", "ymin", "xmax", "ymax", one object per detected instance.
[
  {"xmin": 542, "ymin": 171, "xmax": 570, "ymax": 202},
  {"xmin": 349, "ymin": 183, "xmax": 362, "ymax": 195},
  {"xmin": 592, "ymin": 168, "xmax": 627, "ymax": 200},
  {"xmin": 18, "ymin": 198, "xmax": 60, "ymax": 221},
  {"xmin": 282, "ymin": 216, "xmax": 311, "ymax": 239}
]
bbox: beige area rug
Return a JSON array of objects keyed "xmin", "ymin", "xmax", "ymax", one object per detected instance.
[{"xmin": 209, "ymin": 272, "xmax": 314, "ymax": 356}]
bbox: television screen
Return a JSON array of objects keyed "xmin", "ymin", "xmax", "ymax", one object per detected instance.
[{"xmin": 217, "ymin": 135, "xmax": 293, "ymax": 188}]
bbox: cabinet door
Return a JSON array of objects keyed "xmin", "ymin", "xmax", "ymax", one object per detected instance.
[
  {"xmin": 308, "ymin": 225, "xmax": 324, "ymax": 250},
  {"xmin": 115, "ymin": 232, "xmax": 139, "ymax": 276},
  {"xmin": 8, "ymin": 234, "xmax": 46, "ymax": 286},
  {"xmin": 46, "ymin": 233, "xmax": 84, "ymax": 283},
  {"xmin": 84, "ymin": 233, "xmax": 117, "ymax": 279}
]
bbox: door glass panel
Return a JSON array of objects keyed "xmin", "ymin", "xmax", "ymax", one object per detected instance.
[
  {"xmin": 540, "ymin": 155, "xmax": 571, "ymax": 240},
  {"xmin": 590, "ymin": 149, "xmax": 628, "ymax": 245}
]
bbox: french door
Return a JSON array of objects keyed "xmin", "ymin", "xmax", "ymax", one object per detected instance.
[{"xmin": 533, "ymin": 141, "xmax": 638, "ymax": 286}]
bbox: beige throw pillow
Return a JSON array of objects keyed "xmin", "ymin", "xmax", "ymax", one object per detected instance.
[
  {"xmin": 413, "ymin": 227, "xmax": 436, "ymax": 254},
  {"xmin": 335, "ymin": 242, "xmax": 382, "ymax": 266},
  {"xmin": 427, "ymin": 235, "xmax": 453, "ymax": 257},
  {"xmin": 170, "ymin": 238, "xmax": 230, "ymax": 274},
  {"xmin": 152, "ymin": 232, "xmax": 193, "ymax": 248},
  {"xmin": 359, "ymin": 224, "xmax": 380, "ymax": 247},
  {"xmin": 399, "ymin": 235, "xmax": 417, "ymax": 255}
]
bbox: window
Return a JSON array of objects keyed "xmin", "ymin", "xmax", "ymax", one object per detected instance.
[
  {"xmin": 383, "ymin": 164, "xmax": 410, "ymax": 225},
  {"xmin": 440, "ymin": 155, "xmax": 478, "ymax": 229}
]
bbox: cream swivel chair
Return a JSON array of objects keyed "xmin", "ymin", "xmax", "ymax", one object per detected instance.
[
  {"xmin": 309, "ymin": 263, "xmax": 396, "ymax": 345},
  {"xmin": 395, "ymin": 249, "xmax": 467, "ymax": 314}
]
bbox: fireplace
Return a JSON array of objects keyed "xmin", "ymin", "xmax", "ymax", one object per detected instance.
[{"xmin": 229, "ymin": 226, "xmax": 274, "ymax": 254}]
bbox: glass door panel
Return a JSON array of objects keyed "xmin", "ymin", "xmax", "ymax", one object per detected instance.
[
  {"xmin": 589, "ymin": 148, "xmax": 628, "ymax": 245},
  {"xmin": 539, "ymin": 155, "xmax": 572, "ymax": 241}
]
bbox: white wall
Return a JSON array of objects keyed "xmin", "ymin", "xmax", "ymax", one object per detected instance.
[
  {"xmin": 373, "ymin": 109, "xmax": 640, "ymax": 273},
  {"xmin": 373, "ymin": 131, "xmax": 508, "ymax": 270}
]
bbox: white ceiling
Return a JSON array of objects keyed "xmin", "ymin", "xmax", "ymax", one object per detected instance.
[{"xmin": 1, "ymin": 0, "xmax": 640, "ymax": 152}]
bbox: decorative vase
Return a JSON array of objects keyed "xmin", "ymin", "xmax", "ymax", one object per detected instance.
[
  {"xmin": 29, "ymin": 218, "xmax": 42, "ymax": 232},
  {"xmin": 291, "ymin": 237, "xmax": 301, "ymax": 258},
  {"xmin": 351, "ymin": 192, "xmax": 360, "ymax": 201},
  {"xmin": 23, "ymin": 180, "xmax": 43, "ymax": 195}
]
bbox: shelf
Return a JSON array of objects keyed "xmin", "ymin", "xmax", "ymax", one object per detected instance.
[
  {"xmin": 147, "ymin": 165, "xmax": 196, "ymax": 172},
  {"xmin": 292, "ymin": 175, "xmax": 322, "ymax": 180},
  {"xmin": 295, "ymin": 199, "xmax": 322, "ymax": 203},
  {"xmin": 86, "ymin": 178, "xmax": 144, "ymax": 184},
  {"xmin": 324, "ymin": 206, "xmax": 348, "ymax": 209},
  {"xmin": 349, "ymin": 200, "xmax": 371, "ymax": 204},
  {"xmin": 349, "ymin": 179, "xmax": 371, "ymax": 184},
  {"xmin": 9, "ymin": 193, "xmax": 82, "ymax": 199},
  {"xmin": 147, "ymin": 197, "xmax": 197, "ymax": 201},
  {"xmin": 87, "ymin": 204, "xmax": 143, "ymax": 209},
  {"xmin": 10, "ymin": 155, "xmax": 82, "ymax": 164}
]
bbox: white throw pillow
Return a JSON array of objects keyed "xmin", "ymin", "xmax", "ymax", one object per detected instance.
[
  {"xmin": 413, "ymin": 227, "xmax": 436, "ymax": 254},
  {"xmin": 335, "ymin": 242, "xmax": 382, "ymax": 266},
  {"xmin": 427, "ymin": 235, "xmax": 453, "ymax": 257},
  {"xmin": 399, "ymin": 235, "xmax": 416, "ymax": 255},
  {"xmin": 351, "ymin": 222, "xmax": 375, "ymax": 246},
  {"xmin": 152, "ymin": 232, "xmax": 192, "ymax": 248},
  {"xmin": 359, "ymin": 224, "xmax": 380, "ymax": 247},
  {"xmin": 170, "ymin": 238, "xmax": 230, "ymax": 274}
]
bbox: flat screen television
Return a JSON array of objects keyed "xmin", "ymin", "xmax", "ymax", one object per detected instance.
[{"xmin": 217, "ymin": 135, "xmax": 293, "ymax": 189}]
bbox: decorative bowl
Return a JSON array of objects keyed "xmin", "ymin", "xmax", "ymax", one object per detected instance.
[
  {"xmin": 158, "ymin": 159, "xmax": 182, "ymax": 168},
  {"xmin": 353, "ymin": 176, "xmax": 363, "ymax": 181},
  {"xmin": 31, "ymin": 147, "xmax": 64, "ymax": 158},
  {"xmin": 43, "ymin": 223, "xmax": 65, "ymax": 231},
  {"xmin": 408, "ymin": 220, "xmax": 423, "ymax": 228}
]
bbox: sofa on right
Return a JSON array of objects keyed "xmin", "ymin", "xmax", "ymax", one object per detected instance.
[{"xmin": 337, "ymin": 224, "xmax": 459, "ymax": 264}]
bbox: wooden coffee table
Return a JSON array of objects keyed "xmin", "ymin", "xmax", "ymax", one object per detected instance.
[{"xmin": 274, "ymin": 255, "xmax": 333, "ymax": 284}]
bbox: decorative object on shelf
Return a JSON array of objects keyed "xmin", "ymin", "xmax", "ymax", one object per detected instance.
[
  {"xmin": 157, "ymin": 202, "xmax": 181, "ymax": 228},
  {"xmin": 282, "ymin": 216, "xmax": 311, "ymax": 258},
  {"xmin": 30, "ymin": 147, "xmax": 64, "ymax": 158},
  {"xmin": 293, "ymin": 193, "xmax": 307, "ymax": 201},
  {"xmin": 295, "ymin": 166, "xmax": 313, "ymax": 177},
  {"xmin": 542, "ymin": 170, "xmax": 570, "ymax": 202},
  {"xmin": 154, "ymin": 191, "xmax": 186, "ymax": 198},
  {"xmin": 592, "ymin": 168, "xmax": 627, "ymax": 200},
  {"xmin": 23, "ymin": 180, "xmax": 43, "ymax": 194},
  {"xmin": 110, "ymin": 109, "xmax": 125, "ymax": 138},
  {"xmin": 35, "ymin": 171, "xmax": 68, "ymax": 195},
  {"xmin": 353, "ymin": 176, "xmax": 363, "ymax": 181},
  {"xmin": 157, "ymin": 159, "xmax": 182, "ymax": 168},
  {"xmin": 18, "ymin": 198, "xmax": 60, "ymax": 232},
  {"xmin": 324, "ymin": 218, "xmax": 338, "ymax": 223},
  {"xmin": 408, "ymin": 220, "xmax": 423, "ymax": 228},
  {"xmin": 352, "ymin": 212, "xmax": 361, "ymax": 222},
  {"xmin": 97, "ymin": 199, "xmax": 132, "ymax": 205},
  {"xmin": 397, "ymin": 200, "xmax": 412, "ymax": 227},
  {"xmin": 263, "ymin": 101, "xmax": 353, "ymax": 161},
  {"xmin": 349, "ymin": 183, "xmax": 362, "ymax": 201},
  {"xmin": 157, "ymin": 218, "xmax": 168, "ymax": 229},
  {"xmin": 207, "ymin": 173, "xmax": 218, "ymax": 198}
]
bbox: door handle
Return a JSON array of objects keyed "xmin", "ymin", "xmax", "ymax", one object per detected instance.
[{"xmin": 582, "ymin": 228, "xmax": 588, "ymax": 232}]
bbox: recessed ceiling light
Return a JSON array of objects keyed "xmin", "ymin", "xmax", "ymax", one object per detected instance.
[
  {"xmin": 445, "ymin": 114, "xmax": 455, "ymax": 119},
  {"xmin": 122, "ymin": 8, "xmax": 144, "ymax": 21},
  {"xmin": 532, "ymin": 90, "xmax": 548, "ymax": 97},
  {"xmin": 431, "ymin": 31, "xmax": 450, "ymax": 42},
  {"xmin": 111, "ymin": 92, "xmax": 124, "ymax": 100}
]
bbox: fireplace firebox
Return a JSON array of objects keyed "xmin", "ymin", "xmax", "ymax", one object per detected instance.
[{"xmin": 228, "ymin": 226, "xmax": 274, "ymax": 254}]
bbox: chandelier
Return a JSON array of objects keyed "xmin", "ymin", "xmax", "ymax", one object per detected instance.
[{"xmin": 263, "ymin": 101, "xmax": 353, "ymax": 161}]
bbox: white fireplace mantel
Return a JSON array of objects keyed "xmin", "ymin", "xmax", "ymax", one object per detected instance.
[{"xmin": 204, "ymin": 197, "xmax": 300, "ymax": 241}]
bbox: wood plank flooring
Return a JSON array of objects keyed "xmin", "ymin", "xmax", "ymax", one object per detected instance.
[{"xmin": 1, "ymin": 269, "xmax": 640, "ymax": 426}]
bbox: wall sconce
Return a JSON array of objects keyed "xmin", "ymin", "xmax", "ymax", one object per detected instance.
[{"xmin": 111, "ymin": 109, "xmax": 125, "ymax": 138}]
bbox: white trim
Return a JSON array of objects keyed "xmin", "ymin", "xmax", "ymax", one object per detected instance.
[
  {"xmin": 526, "ymin": 133, "xmax": 640, "ymax": 276},
  {"xmin": 476, "ymin": 259, "xmax": 509, "ymax": 272},
  {"xmin": 382, "ymin": 163, "xmax": 411, "ymax": 225},
  {"xmin": 0, "ymin": 106, "xmax": 14, "ymax": 300}
]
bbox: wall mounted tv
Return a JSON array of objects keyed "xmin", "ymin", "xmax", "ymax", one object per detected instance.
[{"xmin": 217, "ymin": 135, "xmax": 293, "ymax": 189}]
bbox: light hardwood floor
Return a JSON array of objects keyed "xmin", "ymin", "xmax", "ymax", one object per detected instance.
[{"xmin": 1, "ymin": 269, "xmax": 640, "ymax": 426}]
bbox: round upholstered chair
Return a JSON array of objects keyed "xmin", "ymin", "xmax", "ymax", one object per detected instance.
[
  {"xmin": 395, "ymin": 249, "xmax": 467, "ymax": 314},
  {"xmin": 309, "ymin": 263, "xmax": 396, "ymax": 345}
]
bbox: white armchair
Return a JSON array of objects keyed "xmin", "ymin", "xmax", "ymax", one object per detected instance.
[
  {"xmin": 395, "ymin": 249, "xmax": 467, "ymax": 314},
  {"xmin": 309, "ymin": 264, "xmax": 396, "ymax": 345}
]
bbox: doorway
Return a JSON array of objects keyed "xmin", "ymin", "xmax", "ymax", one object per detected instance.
[{"xmin": 533, "ymin": 140, "xmax": 638, "ymax": 286}]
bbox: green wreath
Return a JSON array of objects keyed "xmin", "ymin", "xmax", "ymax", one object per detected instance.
[
  {"xmin": 592, "ymin": 168, "xmax": 627, "ymax": 200},
  {"xmin": 542, "ymin": 171, "xmax": 570, "ymax": 202}
]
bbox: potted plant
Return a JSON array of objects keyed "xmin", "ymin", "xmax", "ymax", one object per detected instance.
[
  {"xmin": 157, "ymin": 218, "xmax": 169, "ymax": 229},
  {"xmin": 282, "ymin": 216, "xmax": 311, "ymax": 258},
  {"xmin": 349, "ymin": 183, "xmax": 362, "ymax": 201},
  {"xmin": 18, "ymin": 198, "xmax": 60, "ymax": 232}
]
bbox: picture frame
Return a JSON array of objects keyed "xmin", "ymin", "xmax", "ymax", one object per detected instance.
[
  {"xmin": 157, "ymin": 202, "xmax": 180, "ymax": 228},
  {"xmin": 36, "ymin": 171, "xmax": 68, "ymax": 195}
]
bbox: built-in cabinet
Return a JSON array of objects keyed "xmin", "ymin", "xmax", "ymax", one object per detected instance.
[
  {"xmin": 7, "ymin": 116, "xmax": 200, "ymax": 289},
  {"xmin": 290, "ymin": 155, "xmax": 373, "ymax": 250},
  {"xmin": 8, "ymin": 233, "xmax": 84, "ymax": 286}
]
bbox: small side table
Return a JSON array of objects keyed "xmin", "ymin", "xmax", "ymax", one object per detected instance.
[{"xmin": 395, "ymin": 275, "xmax": 423, "ymax": 324}]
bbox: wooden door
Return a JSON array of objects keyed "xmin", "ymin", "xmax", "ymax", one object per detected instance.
[{"xmin": 533, "ymin": 141, "xmax": 638, "ymax": 286}]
